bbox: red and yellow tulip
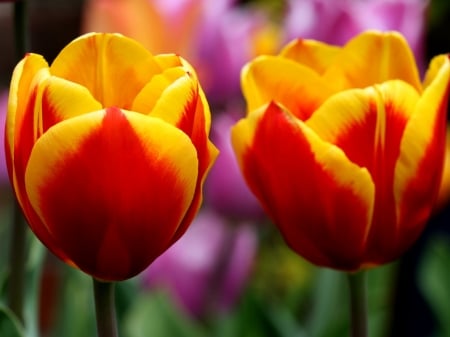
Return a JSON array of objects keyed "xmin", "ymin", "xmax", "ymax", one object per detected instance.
[
  {"xmin": 435, "ymin": 127, "xmax": 450, "ymax": 210},
  {"xmin": 5, "ymin": 33, "xmax": 218, "ymax": 281},
  {"xmin": 232, "ymin": 31, "xmax": 450, "ymax": 271}
]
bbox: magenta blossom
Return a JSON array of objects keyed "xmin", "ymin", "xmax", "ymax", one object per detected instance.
[
  {"xmin": 205, "ymin": 112, "xmax": 265, "ymax": 222},
  {"xmin": 0, "ymin": 91, "xmax": 9, "ymax": 185},
  {"xmin": 196, "ymin": 6, "xmax": 280, "ymax": 105},
  {"xmin": 141, "ymin": 209, "xmax": 258, "ymax": 318}
]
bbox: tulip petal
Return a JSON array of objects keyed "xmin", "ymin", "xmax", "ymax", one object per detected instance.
[
  {"xmin": 25, "ymin": 107, "xmax": 199, "ymax": 280},
  {"xmin": 153, "ymin": 54, "xmax": 201, "ymax": 86},
  {"xmin": 423, "ymin": 54, "xmax": 450, "ymax": 89},
  {"xmin": 38, "ymin": 76, "xmax": 103, "ymax": 132},
  {"xmin": 5, "ymin": 54, "xmax": 72, "ymax": 263},
  {"xmin": 50, "ymin": 33, "xmax": 162, "ymax": 109},
  {"xmin": 132, "ymin": 67, "xmax": 188, "ymax": 115},
  {"xmin": 323, "ymin": 31, "xmax": 421, "ymax": 91},
  {"xmin": 163, "ymin": 86, "xmax": 218, "ymax": 244},
  {"xmin": 307, "ymin": 81, "xmax": 420, "ymax": 263},
  {"xmin": 394, "ymin": 55, "xmax": 450, "ymax": 254},
  {"xmin": 6, "ymin": 54, "xmax": 50, "ymax": 204},
  {"xmin": 154, "ymin": 54, "xmax": 184, "ymax": 70},
  {"xmin": 232, "ymin": 103, "xmax": 374, "ymax": 270},
  {"xmin": 134, "ymin": 69, "xmax": 211, "ymax": 157},
  {"xmin": 280, "ymin": 38, "xmax": 341, "ymax": 75},
  {"xmin": 307, "ymin": 81, "xmax": 419, "ymax": 172},
  {"xmin": 435, "ymin": 127, "xmax": 450, "ymax": 210},
  {"xmin": 134, "ymin": 62, "xmax": 217, "ymax": 245},
  {"xmin": 242, "ymin": 56, "xmax": 335, "ymax": 120},
  {"xmin": 7, "ymin": 54, "xmax": 48, "ymax": 154}
]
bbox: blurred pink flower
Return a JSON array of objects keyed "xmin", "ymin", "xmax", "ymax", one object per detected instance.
[
  {"xmin": 284, "ymin": 0, "xmax": 427, "ymax": 69},
  {"xmin": 0, "ymin": 91, "xmax": 9, "ymax": 185},
  {"xmin": 141, "ymin": 209, "xmax": 258, "ymax": 318},
  {"xmin": 195, "ymin": 6, "xmax": 280, "ymax": 105},
  {"xmin": 205, "ymin": 112, "xmax": 264, "ymax": 221}
]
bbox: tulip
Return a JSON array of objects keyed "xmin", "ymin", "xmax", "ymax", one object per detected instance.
[
  {"xmin": 435, "ymin": 128, "xmax": 450, "ymax": 210},
  {"xmin": 5, "ymin": 32, "xmax": 218, "ymax": 281},
  {"xmin": 232, "ymin": 31, "xmax": 450, "ymax": 271}
]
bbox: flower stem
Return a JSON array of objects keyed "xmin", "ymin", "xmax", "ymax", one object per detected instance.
[
  {"xmin": 7, "ymin": 0, "xmax": 29, "ymax": 324},
  {"xmin": 93, "ymin": 279, "xmax": 119, "ymax": 337},
  {"xmin": 7, "ymin": 203, "xmax": 27, "ymax": 323},
  {"xmin": 348, "ymin": 271, "xmax": 368, "ymax": 337}
]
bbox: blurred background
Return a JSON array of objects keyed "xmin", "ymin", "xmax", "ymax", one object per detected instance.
[{"xmin": 0, "ymin": 0, "xmax": 449, "ymax": 336}]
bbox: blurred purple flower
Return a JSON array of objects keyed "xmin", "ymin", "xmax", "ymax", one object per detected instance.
[
  {"xmin": 196, "ymin": 6, "xmax": 280, "ymax": 105},
  {"xmin": 284, "ymin": 0, "xmax": 427, "ymax": 69},
  {"xmin": 0, "ymin": 91, "xmax": 9, "ymax": 185},
  {"xmin": 141, "ymin": 209, "xmax": 258, "ymax": 318},
  {"xmin": 205, "ymin": 112, "xmax": 265, "ymax": 222}
]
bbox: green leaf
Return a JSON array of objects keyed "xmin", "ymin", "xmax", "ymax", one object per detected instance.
[
  {"xmin": 23, "ymin": 236, "xmax": 46, "ymax": 337},
  {"xmin": 49, "ymin": 267, "xmax": 96, "ymax": 337},
  {"xmin": 418, "ymin": 235, "xmax": 450, "ymax": 337},
  {"xmin": 367, "ymin": 263, "xmax": 397, "ymax": 337},
  {"xmin": 306, "ymin": 268, "xmax": 347, "ymax": 337},
  {"xmin": 306, "ymin": 265, "xmax": 396, "ymax": 337},
  {"xmin": 214, "ymin": 289, "xmax": 307, "ymax": 337},
  {"xmin": 123, "ymin": 291, "xmax": 206, "ymax": 337},
  {"xmin": 0, "ymin": 304, "xmax": 25, "ymax": 337}
]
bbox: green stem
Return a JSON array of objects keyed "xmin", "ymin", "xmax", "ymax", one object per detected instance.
[
  {"xmin": 348, "ymin": 271, "xmax": 368, "ymax": 337},
  {"xmin": 93, "ymin": 279, "xmax": 119, "ymax": 337},
  {"xmin": 24, "ymin": 239, "xmax": 46, "ymax": 337},
  {"xmin": 7, "ymin": 203, "xmax": 27, "ymax": 323},
  {"xmin": 7, "ymin": 0, "xmax": 29, "ymax": 324}
]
